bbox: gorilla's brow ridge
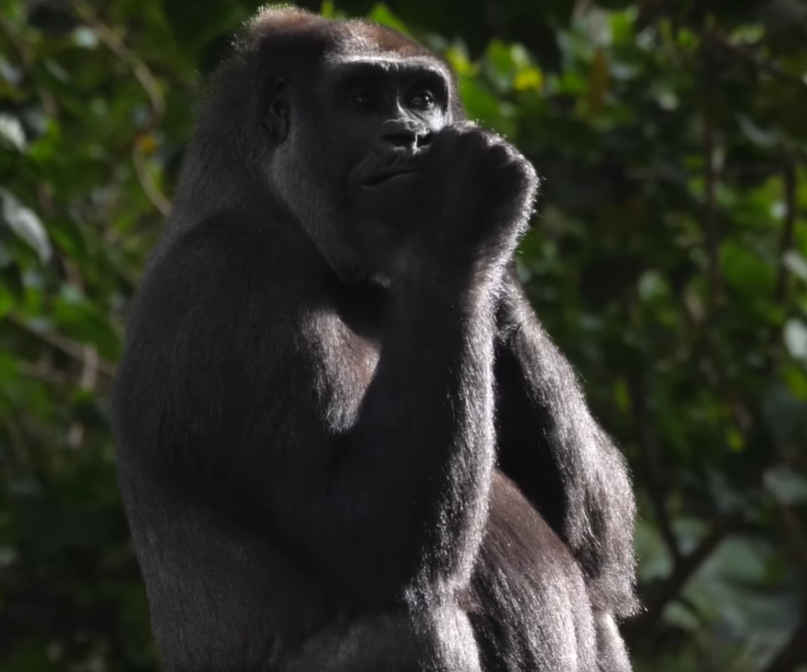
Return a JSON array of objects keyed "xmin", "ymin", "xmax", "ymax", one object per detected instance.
[{"xmin": 325, "ymin": 54, "xmax": 452, "ymax": 79}]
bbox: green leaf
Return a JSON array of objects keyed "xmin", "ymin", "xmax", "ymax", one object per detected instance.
[
  {"xmin": 0, "ymin": 281, "xmax": 13, "ymax": 318},
  {"xmin": 585, "ymin": 47, "xmax": 610, "ymax": 118},
  {"xmin": 737, "ymin": 115, "xmax": 779, "ymax": 149},
  {"xmin": 459, "ymin": 77, "xmax": 515, "ymax": 136},
  {"xmin": 782, "ymin": 249, "xmax": 807, "ymax": 282},
  {"xmin": 764, "ymin": 465, "xmax": 807, "ymax": 505},
  {"xmin": 321, "ymin": 1, "xmax": 336, "ymax": 18},
  {"xmin": 0, "ymin": 189, "xmax": 51, "ymax": 263},
  {"xmin": 0, "ymin": 113, "xmax": 25, "ymax": 151},
  {"xmin": 783, "ymin": 318, "xmax": 807, "ymax": 361},
  {"xmin": 367, "ymin": 4, "xmax": 409, "ymax": 35},
  {"xmin": 720, "ymin": 240, "xmax": 776, "ymax": 297}
]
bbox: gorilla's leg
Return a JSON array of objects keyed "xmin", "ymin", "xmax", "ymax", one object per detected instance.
[{"xmin": 470, "ymin": 474, "xmax": 598, "ymax": 672}]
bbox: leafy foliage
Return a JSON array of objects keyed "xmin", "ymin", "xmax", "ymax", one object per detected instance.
[{"xmin": 1, "ymin": 0, "xmax": 806, "ymax": 670}]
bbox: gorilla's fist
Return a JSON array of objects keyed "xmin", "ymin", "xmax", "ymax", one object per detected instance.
[{"xmin": 413, "ymin": 123, "xmax": 539, "ymax": 272}]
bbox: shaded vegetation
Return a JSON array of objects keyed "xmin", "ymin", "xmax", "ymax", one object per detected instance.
[{"xmin": 1, "ymin": 0, "xmax": 806, "ymax": 670}]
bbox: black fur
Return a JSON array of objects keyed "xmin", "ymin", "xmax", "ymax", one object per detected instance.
[{"xmin": 112, "ymin": 8, "xmax": 637, "ymax": 671}]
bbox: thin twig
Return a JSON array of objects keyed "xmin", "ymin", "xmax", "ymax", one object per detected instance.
[
  {"xmin": 132, "ymin": 145, "xmax": 171, "ymax": 216},
  {"xmin": 627, "ymin": 377, "xmax": 682, "ymax": 563},
  {"xmin": 72, "ymin": 4, "xmax": 164, "ymax": 123},
  {"xmin": 702, "ymin": 47, "xmax": 722, "ymax": 306},
  {"xmin": 8, "ymin": 314, "xmax": 116, "ymax": 380},
  {"xmin": 774, "ymin": 160, "xmax": 798, "ymax": 304},
  {"xmin": 572, "ymin": 0, "xmax": 592, "ymax": 19},
  {"xmin": 775, "ymin": 502, "xmax": 807, "ymax": 573},
  {"xmin": 0, "ymin": 18, "xmax": 58, "ymax": 116},
  {"xmin": 626, "ymin": 515, "xmax": 739, "ymax": 643},
  {"xmin": 707, "ymin": 34, "xmax": 807, "ymax": 88},
  {"xmin": 79, "ymin": 344, "xmax": 100, "ymax": 391},
  {"xmin": 760, "ymin": 619, "xmax": 807, "ymax": 672},
  {"xmin": 71, "ymin": 3, "xmax": 171, "ymax": 216}
]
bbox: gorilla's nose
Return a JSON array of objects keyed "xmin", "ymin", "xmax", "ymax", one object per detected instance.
[{"xmin": 377, "ymin": 120, "xmax": 429, "ymax": 152}]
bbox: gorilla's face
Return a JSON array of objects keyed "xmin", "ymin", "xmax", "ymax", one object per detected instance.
[{"xmin": 267, "ymin": 54, "xmax": 457, "ymax": 280}]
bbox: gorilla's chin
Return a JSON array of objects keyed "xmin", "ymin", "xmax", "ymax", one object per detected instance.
[{"xmin": 350, "ymin": 172, "xmax": 421, "ymax": 229}]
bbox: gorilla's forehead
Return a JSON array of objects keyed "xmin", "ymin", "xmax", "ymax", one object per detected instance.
[
  {"xmin": 335, "ymin": 20, "xmax": 431, "ymax": 55},
  {"xmin": 323, "ymin": 21, "xmax": 446, "ymax": 70},
  {"xmin": 322, "ymin": 53, "xmax": 452, "ymax": 80}
]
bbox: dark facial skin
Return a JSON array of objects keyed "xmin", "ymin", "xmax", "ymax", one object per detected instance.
[
  {"xmin": 331, "ymin": 58, "xmax": 454, "ymax": 274},
  {"xmin": 266, "ymin": 55, "xmax": 458, "ymax": 279},
  {"xmin": 269, "ymin": 59, "xmax": 450, "ymax": 180},
  {"xmin": 328, "ymin": 59, "xmax": 449, "ymax": 185}
]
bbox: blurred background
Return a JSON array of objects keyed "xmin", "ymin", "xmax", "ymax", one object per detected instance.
[{"xmin": 1, "ymin": 0, "xmax": 806, "ymax": 670}]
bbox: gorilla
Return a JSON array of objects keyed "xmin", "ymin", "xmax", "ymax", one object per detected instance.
[{"xmin": 112, "ymin": 8, "xmax": 637, "ymax": 672}]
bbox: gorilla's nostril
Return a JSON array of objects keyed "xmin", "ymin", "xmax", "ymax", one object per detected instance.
[{"xmin": 417, "ymin": 132, "xmax": 433, "ymax": 148}]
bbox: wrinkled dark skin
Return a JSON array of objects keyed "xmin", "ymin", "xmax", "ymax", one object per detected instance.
[{"xmin": 112, "ymin": 8, "xmax": 637, "ymax": 672}]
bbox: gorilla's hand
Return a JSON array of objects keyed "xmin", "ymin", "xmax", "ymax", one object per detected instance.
[{"xmin": 412, "ymin": 123, "xmax": 539, "ymax": 271}]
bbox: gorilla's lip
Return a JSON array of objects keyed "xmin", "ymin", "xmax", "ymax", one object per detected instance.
[
  {"xmin": 361, "ymin": 169, "xmax": 419, "ymax": 188},
  {"xmin": 356, "ymin": 147, "xmax": 428, "ymax": 188}
]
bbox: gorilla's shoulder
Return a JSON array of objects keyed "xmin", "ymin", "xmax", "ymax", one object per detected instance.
[
  {"xmin": 139, "ymin": 214, "xmax": 330, "ymax": 324},
  {"xmin": 166, "ymin": 215, "xmax": 269, "ymax": 260},
  {"xmin": 154, "ymin": 214, "xmax": 311, "ymax": 283}
]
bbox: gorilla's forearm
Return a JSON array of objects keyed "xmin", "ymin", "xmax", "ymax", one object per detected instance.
[
  {"xmin": 333, "ymin": 264, "xmax": 499, "ymax": 592},
  {"xmin": 494, "ymin": 269, "xmax": 638, "ymax": 617}
]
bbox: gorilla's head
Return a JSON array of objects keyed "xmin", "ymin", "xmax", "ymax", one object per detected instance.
[{"xmin": 179, "ymin": 8, "xmax": 464, "ymax": 281}]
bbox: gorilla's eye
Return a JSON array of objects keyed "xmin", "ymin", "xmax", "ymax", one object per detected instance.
[
  {"xmin": 348, "ymin": 88, "xmax": 373, "ymax": 109},
  {"xmin": 408, "ymin": 90, "xmax": 434, "ymax": 111}
]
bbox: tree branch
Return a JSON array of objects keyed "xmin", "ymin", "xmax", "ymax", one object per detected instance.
[
  {"xmin": 760, "ymin": 619, "xmax": 807, "ymax": 672},
  {"xmin": 132, "ymin": 145, "xmax": 171, "ymax": 216},
  {"xmin": 627, "ymin": 377, "xmax": 682, "ymax": 563},
  {"xmin": 706, "ymin": 34, "xmax": 807, "ymax": 88},
  {"xmin": 8, "ymin": 314, "xmax": 116, "ymax": 381},
  {"xmin": 626, "ymin": 515, "xmax": 739, "ymax": 644},
  {"xmin": 0, "ymin": 18, "xmax": 58, "ymax": 116},
  {"xmin": 702, "ymin": 46, "xmax": 722, "ymax": 306},
  {"xmin": 72, "ymin": 4, "xmax": 164, "ymax": 123},
  {"xmin": 71, "ymin": 3, "xmax": 171, "ymax": 216}
]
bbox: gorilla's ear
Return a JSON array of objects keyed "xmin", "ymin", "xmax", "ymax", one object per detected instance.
[{"xmin": 265, "ymin": 79, "xmax": 289, "ymax": 143}]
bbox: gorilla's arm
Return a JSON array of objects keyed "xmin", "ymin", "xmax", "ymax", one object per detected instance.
[
  {"xmin": 115, "ymin": 217, "xmax": 497, "ymax": 606},
  {"xmin": 493, "ymin": 267, "xmax": 637, "ymax": 619},
  {"xmin": 278, "ymin": 263, "xmax": 499, "ymax": 599}
]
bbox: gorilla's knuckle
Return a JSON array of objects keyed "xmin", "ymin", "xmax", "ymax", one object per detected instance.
[
  {"xmin": 453, "ymin": 120, "xmax": 479, "ymax": 133},
  {"xmin": 509, "ymin": 156, "xmax": 538, "ymax": 184},
  {"xmin": 487, "ymin": 143, "xmax": 513, "ymax": 166}
]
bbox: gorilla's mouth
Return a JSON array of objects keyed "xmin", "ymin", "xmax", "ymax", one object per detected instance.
[
  {"xmin": 354, "ymin": 147, "xmax": 429, "ymax": 190},
  {"xmin": 362, "ymin": 169, "xmax": 419, "ymax": 188}
]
